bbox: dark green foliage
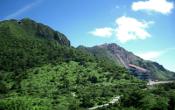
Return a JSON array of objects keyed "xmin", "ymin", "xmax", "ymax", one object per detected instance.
[
  {"xmin": 110, "ymin": 82, "xmax": 175, "ymax": 110},
  {"xmin": 0, "ymin": 19, "xmax": 95, "ymax": 82},
  {"xmin": 168, "ymin": 91, "xmax": 175, "ymax": 110},
  {"xmin": 17, "ymin": 61, "xmax": 138, "ymax": 109},
  {"xmin": 0, "ymin": 19, "xmax": 175, "ymax": 110},
  {"xmin": 0, "ymin": 96, "xmax": 52, "ymax": 110}
]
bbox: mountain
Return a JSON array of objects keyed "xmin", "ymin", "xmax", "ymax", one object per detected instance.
[
  {"xmin": 0, "ymin": 18, "xmax": 74, "ymax": 72},
  {"xmin": 0, "ymin": 18, "xmax": 175, "ymax": 110},
  {"xmin": 0, "ymin": 18, "xmax": 141, "ymax": 109},
  {"xmin": 0, "ymin": 18, "xmax": 70, "ymax": 46},
  {"xmin": 78, "ymin": 43, "xmax": 175, "ymax": 80}
]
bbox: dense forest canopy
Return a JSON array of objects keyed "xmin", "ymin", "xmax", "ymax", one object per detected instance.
[{"xmin": 0, "ymin": 19, "xmax": 175, "ymax": 110}]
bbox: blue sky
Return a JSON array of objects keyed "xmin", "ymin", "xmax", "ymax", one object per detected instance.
[{"xmin": 0, "ymin": 0, "xmax": 175, "ymax": 72}]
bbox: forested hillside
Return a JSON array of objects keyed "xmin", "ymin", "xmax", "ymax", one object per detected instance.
[
  {"xmin": 0, "ymin": 19, "xmax": 175, "ymax": 110},
  {"xmin": 78, "ymin": 44, "xmax": 175, "ymax": 80}
]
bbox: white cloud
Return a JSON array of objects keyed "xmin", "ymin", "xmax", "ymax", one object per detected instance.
[
  {"xmin": 89, "ymin": 27, "xmax": 113, "ymax": 38},
  {"xmin": 115, "ymin": 16, "xmax": 153, "ymax": 43},
  {"xmin": 136, "ymin": 48, "xmax": 175, "ymax": 60},
  {"xmin": 132, "ymin": 0, "xmax": 174, "ymax": 15},
  {"xmin": 4, "ymin": 0, "xmax": 43, "ymax": 19}
]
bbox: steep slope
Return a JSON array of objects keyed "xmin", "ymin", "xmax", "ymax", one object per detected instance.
[
  {"xmin": 0, "ymin": 18, "xmax": 101, "ymax": 82},
  {"xmin": 1, "ymin": 18, "xmax": 175, "ymax": 110},
  {"xmin": 0, "ymin": 18, "xmax": 72, "ymax": 72},
  {"xmin": 78, "ymin": 43, "xmax": 175, "ymax": 80},
  {"xmin": 78, "ymin": 45, "xmax": 124, "ymax": 67},
  {"xmin": 0, "ymin": 18, "xmax": 70, "ymax": 46},
  {"xmin": 0, "ymin": 18, "xmax": 144, "ymax": 110}
]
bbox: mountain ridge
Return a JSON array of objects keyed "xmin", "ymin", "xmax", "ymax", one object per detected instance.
[
  {"xmin": 0, "ymin": 18, "xmax": 144, "ymax": 109},
  {"xmin": 1, "ymin": 18, "xmax": 174, "ymax": 79},
  {"xmin": 0, "ymin": 18, "xmax": 175, "ymax": 110},
  {"xmin": 0, "ymin": 18, "xmax": 70, "ymax": 46},
  {"xmin": 78, "ymin": 43, "xmax": 175, "ymax": 80}
]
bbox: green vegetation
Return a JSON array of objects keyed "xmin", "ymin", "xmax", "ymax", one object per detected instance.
[
  {"xmin": 0, "ymin": 19, "xmax": 175, "ymax": 110},
  {"xmin": 132, "ymin": 60, "xmax": 175, "ymax": 80},
  {"xmin": 102, "ymin": 82, "xmax": 175, "ymax": 110},
  {"xmin": 78, "ymin": 45, "xmax": 124, "ymax": 67},
  {"xmin": 78, "ymin": 44, "xmax": 175, "ymax": 80}
]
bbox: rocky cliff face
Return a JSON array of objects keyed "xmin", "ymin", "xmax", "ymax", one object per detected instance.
[{"xmin": 98, "ymin": 43, "xmax": 141, "ymax": 68}]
